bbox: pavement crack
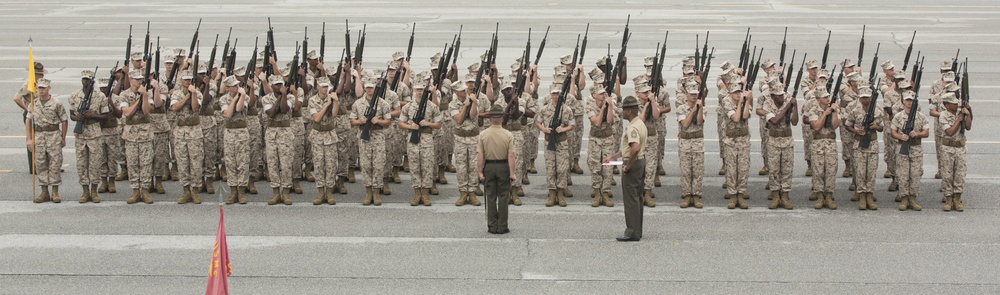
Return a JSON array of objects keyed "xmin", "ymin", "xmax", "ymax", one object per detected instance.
[{"xmin": 518, "ymin": 238, "xmax": 531, "ymax": 280}]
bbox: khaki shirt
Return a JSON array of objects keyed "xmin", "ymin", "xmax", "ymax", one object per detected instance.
[
  {"xmin": 621, "ymin": 116, "xmax": 647, "ymax": 161},
  {"xmin": 27, "ymin": 96, "xmax": 68, "ymax": 127},
  {"xmin": 477, "ymin": 125, "xmax": 514, "ymax": 161}
]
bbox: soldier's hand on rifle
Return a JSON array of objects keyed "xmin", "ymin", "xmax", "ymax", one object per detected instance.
[
  {"xmin": 908, "ymin": 130, "xmax": 919, "ymax": 138},
  {"xmin": 71, "ymin": 111, "xmax": 83, "ymax": 121},
  {"xmin": 789, "ymin": 97, "xmax": 797, "ymax": 106},
  {"xmin": 899, "ymin": 132, "xmax": 910, "ymax": 141},
  {"xmin": 289, "ymin": 86, "xmax": 298, "ymax": 97},
  {"xmin": 83, "ymin": 109, "xmax": 95, "ymax": 118},
  {"xmin": 868, "ymin": 121, "xmax": 879, "ymax": 130},
  {"xmin": 696, "ymin": 99, "xmax": 703, "ymax": 107},
  {"xmin": 418, "ymin": 120, "xmax": 431, "ymax": 127},
  {"xmin": 138, "ymin": 84, "xmax": 148, "ymax": 94},
  {"xmin": 188, "ymin": 84, "xmax": 197, "ymax": 94},
  {"xmin": 201, "ymin": 76, "xmax": 211, "ymax": 86},
  {"xmin": 238, "ymin": 87, "xmax": 247, "ymax": 96},
  {"xmin": 268, "ymin": 55, "xmax": 276, "ymax": 65},
  {"xmin": 427, "ymin": 84, "xmax": 437, "ymax": 93}
]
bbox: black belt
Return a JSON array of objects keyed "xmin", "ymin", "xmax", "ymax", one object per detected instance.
[{"xmin": 486, "ymin": 159, "xmax": 508, "ymax": 164}]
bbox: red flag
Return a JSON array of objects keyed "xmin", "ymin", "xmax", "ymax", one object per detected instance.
[{"xmin": 205, "ymin": 207, "xmax": 231, "ymax": 295}]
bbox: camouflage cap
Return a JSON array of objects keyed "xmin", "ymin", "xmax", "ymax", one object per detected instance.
[
  {"xmin": 501, "ymin": 80, "xmax": 514, "ymax": 90},
  {"xmin": 643, "ymin": 56, "xmax": 655, "ymax": 67},
  {"xmin": 223, "ymin": 75, "xmax": 239, "ymax": 87},
  {"xmin": 181, "ymin": 70, "xmax": 194, "ymax": 80},
  {"xmin": 128, "ymin": 71, "xmax": 143, "ymax": 80},
  {"xmin": 412, "ymin": 80, "xmax": 426, "ymax": 89},
  {"xmin": 727, "ymin": 83, "xmax": 743, "ymax": 93},
  {"xmin": 621, "ymin": 96, "xmax": 639, "ymax": 108},
  {"xmin": 590, "ymin": 86, "xmax": 606, "ymax": 95},
  {"xmin": 902, "ymin": 90, "xmax": 915, "ymax": 100},
  {"xmin": 596, "ymin": 56, "xmax": 609, "ymax": 67},
  {"xmin": 164, "ymin": 55, "xmax": 177, "ymax": 64},
  {"xmin": 549, "ymin": 83, "xmax": 562, "ymax": 93},
  {"xmin": 560, "ymin": 54, "xmax": 572, "ymax": 65},
  {"xmin": 945, "ymin": 82, "xmax": 960, "ymax": 92},
  {"xmin": 363, "ymin": 77, "xmax": 376, "ymax": 88},
  {"xmin": 80, "ymin": 70, "xmax": 95, "ymax": 79},
  {"xmin": 387, "ymin": 60, "xmax": 399, "ymax": 70},
  {"xmin": 468, "ymin": 62, "xmax": 480, "ymax": 73},
  {"xmin": 316, "ymin": 77, "xmax": 333, "ymax": 87},
  {"xmin": 841, "ymin": 59, "xmax": 856, "ymax": 68},
  {"xmin": 464, "ymin": 73, "xmax": 476, "ymax": 83},
  {"xmin": 36, "ymin": 78, "xmax": 51, "ymax": 88},
  {"xmin": 431, "ymin": 52, "xmax": 442, "ymax": 67},
  {"xmin": 173, "ymin": 48, "xmax": 186, "ymax": 57},
  {"xmin": 197, "ymin": 64, "xmax": 209, "ymax": 74},
  {"xmin": 815, "ymin": 88, "xmax": 831, "ymax": 98},
  {"xmin": 806, "ymin": 60, "xmax": 819, "ymax": 69},
  {"xmin": 636, "ymin": 83, "xmax": 652, "ymax": 93},
  {"xmin": 818, "ymin": 69, "xmax": 830, "ymax": 79},
  {"xmin": 307, "ymin": 50, "xmax": 319, "ymax": 60},
  {"xmin": 761, "ymin": 59, "xmax": 776, "ymax": 69},
  {"xmin": 489, "ymin": 103, "xmax": 505, "ymax": 117},
  {"xmin": 510, "ymin": 61, "xmax": 522, "ymax": 71},
  {"xmin": 280, "ymin": 67, "xmax": 291, "ymax": 77},
  {"xmin": 588, "ymin": 68, "xmax": 604, "ymax": 81},
  {"xmin": 98, "ymin": 77, "xmax": 110, "ymax": 85},
  {"xmin": 683, "ymin": 65, "xmax": 695, "ymax": 74},
  {"xmin": 770, "ymin": 87, "xmax": 786, "ymax": 96},
  {"xmin": 682, "ymin": 56, "xmax": 695, "ymax": 67},
  {"xmin": 941, "ymin": 92, "xmax": 959, "ymax": 104},
  {"xmin": 554, "ymin": 65, "xmax": 568, "ymax": 76},
  {"xmin": 234, "ymin": 66, "xmax": 247, "ymax": 76},
  {"xmin": 942, "ymin": 72, "xmax": 956, "ymax": 82},
  {"xmin": 720, "ymin": 60, "xmax": 734, "ymax": 71},
  {"xmin": 685, "ymin": 84, "xmax": 700, "ymax": 94},
  {"xmin": 451, "ymin": 80, "xmax": 467, "ymax": 91},
  {"xmin": 392, "ymin": 51, "xmax": 405, "ymax": 61},
  {"xmin": 858, "ymin": 86, "xmax": 873, "ymax": 97},
  {"xmin": 845, "ymin": 71, "xmax": 861, "ymax": 83},
  {"xmin": 131, "ymin": 52, "xmax": 144, "ymax": 61},
  {"xmin": 940, "ymin": 60, "xmax": 953, "ymax": 71},
  {"xmin": 897, "ymin": 80, "xmax": 912, "ymax": 89},
  {"xmin": 268, "ymin": 75, "xmax": 284, "ymax": 85},
  {"xmin": 881, "ymin": 60, "xmax": 895, "ymax": 71}
]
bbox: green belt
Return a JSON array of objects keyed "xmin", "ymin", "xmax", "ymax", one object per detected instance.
[{"xmin": 678, "ymin": 130, "xmax": 704, "ymax": 139}]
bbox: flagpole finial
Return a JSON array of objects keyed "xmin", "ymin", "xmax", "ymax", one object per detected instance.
[{"xmin": 28, "ymin": 37, "xmax": 33, "ymax": 45}]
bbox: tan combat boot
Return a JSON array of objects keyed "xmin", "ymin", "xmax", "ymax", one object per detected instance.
[
  {"xmin": 191, "ymin": 187, "xmax": 202, "ymax": 204},
  {"xmin": 654, "ymin": 176, "xmax": 661, "ymax": 187},
  {"xmin": 281, "ymin": 188, "xmax": 293, "ymax": 205},
  {"xmin": 571, "ymin": 161, "xmax": 584, "ymax": 174},
  {"xmin": 304, "ymin": 163, "xmax": 315, "ymax": 182},
  {"xmin": 563, "ymin": 187, "xmax": 573, "ymax": 198},
  {"xmin": 362, "ymin": 187, "xmax": 373, "ymax": 206},
  {"xmin": 372, "ymin": 188, "xmax": 383, "ymax": 206},
  {"xmin": 437, "ymin": 166, "xmax": 448, "ymax": 184},
  {"xmin": 908, "ymin": 195, "xmax": 921, "ymax": 211},
  {"xmin": 202, "ymin": 176, "xmax": 215, "ymax": 195},
  {"xmin": 590, "ymin": 188, "xmax": 600, "ymax": 199},
  {"xmin": 954, "ymin": 193, "xmax": 964, "ymax": 212},
  {"xmin": 91, "ymin": 184, "xmax": 101, "ymax": 203},
  {"xmin": 509, "ymin": 193, "xmax": 521, "ymax": 206},
  {"xmin": 851, "ymin": 192, "xmax": 860, "ymax": 202},
  {"xmin": 726, "ymin": 195, "xmax": 737, "ymax": 209},
  {"xmin": 515, "ymin": 186, "xmax": 525, "ymax": 197},
  {"xmin": 116, "ymin": 164, "xmax": 128, "ymax": 181},
  {"xmin": 392, "ymin": 167, "xmax": 401, "ymax": 183},
  {"xmin": 592, "ymin": 192, "xmax": 602, "ymax": 207},
  {"xmin": 897, "ymin": 194, "xmax": 910, "ymax": 211},
  {"xmin": 313, "ymin": 188, "xmax": 326, "ymax": 205},
  {"xmin": 337, "ymin": 177, "xmax": 347, "ymax": 194},
  {"xmin": 98, "ymin": 178, "xmax": 109, "ymax": 193},
  {"xmin": 805, "ymin": 162, "xmax": 813, "ymax": 177},
  {"xmin": 267, "ymin": 188, "xmax": 281, "ymax": 205},
  {"xmin": 842, "ymin": 162, "xmax": 852, "ymax": 177},
  {"xmin": 178, "ymin": 186, "xmax": 192, "ymax": 204},
  {"xmin": 809, "ymin": 192, "xmax": 819, "ymax": 201},
  {"xmin": 681, "ymin": 195, "xmax": 691, "ymax": 208},
  {"xmin": 658, "ymin": 164, "xmax": 667, "ymax": 176},
  {"xmin": 160, "ymin": 166, "xmax": 170, "ymax": 181},
  {"xmin": 237, "ymin": 187, "xmax": 248, "ymax": 204},
  {"xmin": 529, "ymin": 162, "xmax": 538, "ymax": 174},
  {"xmin": 155, "ymin": 177, "xmax": 166, "ymax": 194},
  {"xmin": 220, "ymin": 164, "xmax": 228, "ymax": 182},
  {"xmin": 567, "ymin": 177, "xmax": 573, "ymax": 186},
  {"xmin": 611, "ymin": 177, "xmax": 616, "ymax": 186},
  {"xmin": 602, "ymin": 191, "xmax": 615, "ymax": 207},
  {"xmin": 429, "ymin": 183, "xmax": 439, "ymax": 195},
  {"xmin": 643, "ymin": 190, "xmax": 655, "ymax": 207},
  {"xmin": 140, "ymin": 188, "xmax": 154, "ymax": 204},
  {"xmin": 521, "ymin": 176, "xmax": 530, "ymax": 185},
  {"xmin": 556, "ymin": 188, "xmax": 567, "ymax": 207},
  {"xmin": 718, "ymin": 167, "xmax": 726, "ymax": 175},
  {"xmin": 467, "ymin": 191, "xmax": 481, "ymax": 206},
  {"xmin": 410, "ymin": 188, "xmax": 421, "ymax": 206},
  {"xmin": 849, "ymin": 179, "xmax": 856, "ymax": 191},
  {"xmin": 50, "ymin": 186, "xmax": 61, "ymax": 203},
  {"xmin": 170, "ymin": 165, "xmax": 179, "ymax": 181},
  {"xmin": 455, "ymin": 192, "xmax": 467, "ymax": 206},
  {"xmin": 347, "ymin": 169, "xmax": 356, "ymax": 183},
  {"xmin": 126, "ymin": 188, "xmax": 139, "ymax": 204},
  {"xmin": 402, "ymin": 161, "xmax": 410, "ymax": 172},
  {"xmin": 943, "ymin": 195, "xmax": 953, "ymax": 211},
  {"xmin": 447, "ymin": 157, "xmax": 457, "ymax": 172},
  {"xmin": 768, "ymin": 191, "xmax": 780, "ymax": 209},
  {"xmin": 421, "ymin": 188, "xmax": 432, "ymax": 206},
  {"xmin": 691, "ymin": 195, "xmax": 703, "ymax": 209},
  {"xmin": 824, "ymin": 192, "xmax": 836, "ymax": 210},
  {"xmin": 758, "ymin": 166, "xmax": 768, "ymax": 176},
  {"xmin": 382, "ymin": 181, "xmax": 392, "ymax": 195},
  {"xmin": 859, "ymin": 193, "xmax": 869, "ymax": 210},
  {"xmin": 79, "ymin": 185, "xmax": 92, "ymax": 203},
  {"xmin": 545, "ymin": 190, "xmax": 557, "ymax": 207},
  {"xmin": 106, "ymin": 177, "xmax": 116, "ymax": 193},
  {"xmin": 291, "ymin": 179, "xmax": 302, "ymax": 194},
  {"xmin": 814, "ymin": 192, "xmax": 825, "ymax": 209},
  {"xmin": 736, "ymin": 194, "xmax": 748, "ymax": 209},
  {"xmin": 864, "ymin": 193, "xmax": 877, "ymax": 210},
  {"xmin": 888, "ymin": 180, "xmax": 899, "ymax": 192},
  {"xmin": 226, "ymin": 186, "xmax": 238, "ymax": 205},
  {"xmin": 324, "ymin": 186, "xmax": 335, "ymax": 205},
  {"xmin": 780, "ymin": 191, "xmax": 793, "ymax": 210},
  {"xmin": 475, "ymin": 186, "xmax": 484, "ymax": 196}
]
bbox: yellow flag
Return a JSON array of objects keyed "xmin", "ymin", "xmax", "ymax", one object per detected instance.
[{"xmin": 27, "ymin": 38, "xmax": 36, "ymax": 94}]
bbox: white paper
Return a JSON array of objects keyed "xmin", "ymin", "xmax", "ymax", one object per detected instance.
[{"xmin": 603, "ymin": 161, "xmax": 623, "ymax": 166}]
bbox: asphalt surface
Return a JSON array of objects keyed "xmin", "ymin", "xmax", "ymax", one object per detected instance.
[{"xmin": 2, "ymin": 0, "xmax": 1000, "ymax": 294}]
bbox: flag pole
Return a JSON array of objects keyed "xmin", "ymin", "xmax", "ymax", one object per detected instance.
[{"xmin": 28, "ymin": 37, "xmax": 37, "ymax": 199}]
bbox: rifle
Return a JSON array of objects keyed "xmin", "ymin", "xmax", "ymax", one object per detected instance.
[
  {"xmin": 786, "ymin": 53, "xmax": 805, "ymax": 123},
  {"xmin": 266, "ymin": 18, "xmax": 276, "ymax": 61},
  {"xmin": 546, "ymin": 68, "xmax": 574, "ymax": 151},
  {"xmin": 465, "ymin": 52, "xmax": 488, "ymax": 119},
  {"xmin": 652, "ymin": 32, "xmax": 669, "ymax": 96},
  {"xmin": 355, "ymin": 24, "xmax": 367, "ymax": 65},
  {"xmin": 910, "ymin": 51, "xmax": 921, "ymax": 82},
  {"xmin": 103, "ymin": 62, "xmax": 119, "ymax": 99},
  {"xmin": 319, "ymin": 22, "xmax": 326, "ymax": 62},
  {"xmin": 487, "ymin": 23, "xmax": 499, "ymax": 76},
  {"xmin": 155, "ymin": 37, "xmax": 161, "ymax": 83},
  {"xmin": 301, "ymin": 27, "xmax": 309, "ymax": 77},
  {"xmin": 392, "ymin": 23, "xmax": 416, "ymax": 91},
  {"xmin": 694, "ymin": 34, "xmax": 701, "ymax": 72},
  {"xmin": 694, "ymin": 48, "xmax": 716, "ymax": 121},
  {"xmin": 73, "ymin": 66, "xmax": 98, "ymax": 135},
  {"xmin": 859, "ymin": 79, "xmax": 880, "ymax": 148},
  {"xmin": 227, "ymin": 38, "xmax": 237, "ymax": 75},
  {"xmin": 784, "ymin": 50, "xmax": 797, "ymax": 92},
  {"xmin": 344, "ymin": 20, "xmax": 352, "ymax": 65},
  {"xmin": 574, "ymin": 24, "xmax": 589, "ymax": 86},
  {"xmin": 604, "ymin": 44, "xmax": 614, "ymax": 96},
  {"xmin": 207, "ymin": 34, "xmax": 218, "ymax": 82},
  {"xmin": 899, "ymin": 57, "xmax": 924, "ymax": 155},
  {"xmin": 951, "ymin": 49, "xmax": 960, "ymax": 73},
  {"xmin": 700, "ymin": 31, "xmax": 710, "ymax": 73},
  {"xmin": 410, "ymin": 44, "xmax": 450, "ymax": 144},
  {"xmin": 359, "ymin": 69, "xmax": 389, "ymax": 141},
  {"xmin": 738, "ymin": 28, "xmax": 750, "ymax": 70},
  {"xmin": 289, "ymin": 42, "xmax": 302, "ymax": 90},
  {"xmin": 824, "ymin": 67, "xmax": 844, "ymax": 127},
  {"xmin": 645, "ymin": 44, "xmax": 658, "ymax": 123},
  {"xmin": 124, "ymin": 25, "xmax": 132, "ymax": 67},
  {"xmin": 959, "ymin": 58, "xmax": 969, "ymax": 135},
  {"xmin": 821, "ymin": 31, "xmax": 831, "ymax": 69},
  {"xmin": 738, "ymin": 47, "xmax": 761, "ymax": 122},
  {"xmin": 188, "ymin": 19, "xmax": 202, "ymax": 63},
  {"xmin": 222, "ymin": 27, "xmax": 231, "ymax": 74},
  {"xmin": 613, "ymin": 30, "xmax": 631, "ymax": 84},
  {"xmin": 857, "ymin": 25, "xmax": 866, "ymax": 67},
  {"xmin": 143, "ymin": 22, "xmax": 150, "ymax": 65},
  {"xmin": 332, "ymin": 48, "xmax": 345, "ymax": 90},
  {"xmin": 779, "ymin": 27, "xmax": 788, "ymax": 65},
  {"xmin": 241, "ymin": 38, "xmax": 258, "ymax": 88},
  {"xmin": 868, "ymin": 43, "xmax": 880, "ymax": 85},
  {"xmin": 901, "ymin": 31, "xmax": 915, "ymax": 72},
  {"xmin": 530, "ymin": 26, "xmax": 549, "ymax": 82}
]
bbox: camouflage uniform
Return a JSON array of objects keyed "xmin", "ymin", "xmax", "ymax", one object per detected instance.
[
  {"xmin": 586, "ymin": 95, "xmax": 620, "ymax": 196},
  {"xmin": 537, "ymin": 94, "xmax": 575, "ymax": 191},
  {"xmin": 261, "ymin": 92, "xmax": 297, "ymax": 190},
  {"xmin": 844, "ymin": 99, "xmax": 884, "ymax": 195},
  {"xmin": 307, "ymin": 93, "xmax": 340, "ymax": 191},
  {"xmin": 197, "ymin": 83, "xmax": 219, "ymax": 186},
  {"xmin": 220, "ymin": 91, "xmax": 250, "ymax": 188},
  {"xmin": 807, "ymin": 103, "xmax": 838, "ymax": 194},
  {"xmin": 68, "ymin": 84, "xmax": 108, "ymax": 187},
  {"xmin": 401, "ymin": 95, "xmax": 443, "ymax": 189},
  {"xmin": 762, "ymin": 97, "xmax": 794, "ymax": 193},
  {"xmin": 937, "ymin": 107, "xmax": 967, "ymax": 199},
  {"xmin": 637, "ymin": 98, "xmax": 660, "ymax": 192},
  {"xmin": 450, "ymin": 93, "xmax": 481, "ymax": 194},
  {"xmin": 149, "ymin": 82, "xmax": 171, "ymax": 185},
  {"xmin": 99, "ymin": 92, "xmax": 123, "ymax": 179},
  {"xmin": 882, "ymin": 88, "xmax": 904, "ymax": 179},
  {"xmin": 891, "ymin": 107, "xmax": 929, "ymax": 200},
  {"xmin": 290, "ymin": 90, "xmax": 307, "ymax": 185},
  {"xmin": 350, "ymin": 94, "xmax": 392, "ymax": 189},
  {"xmin": 502, "ymin": 92, "xmax": 530, "ymax": 193},
  {"xmin": 28, "ymin": 94, "xmax": 67, "ymax": 186},
  {"xmin": 120, "ymin": 88, "xmax": 154, "ymax": 191},
  {"xmin": 335, "ymin": 91, "xmax": 358, "ymax": 184},
  {"xmin": 435, "ymin": 79, "xmax": 455, "ymax": 173},
  {"xmin": 676, "ymin": 101, "xmax": 706, "ymax": 198},
  {"xmin": 721, "ymin": 93, "xmax": 751, "ymax": 197},
  {"xmin": 171, "ymin": 85, "xmax": 205, "ymax": 189}
]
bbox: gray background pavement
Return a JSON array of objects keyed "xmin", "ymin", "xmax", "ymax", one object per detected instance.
[{"xmin": 1, "ymin": 0, "xmax": 999, "ymax": 294}]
